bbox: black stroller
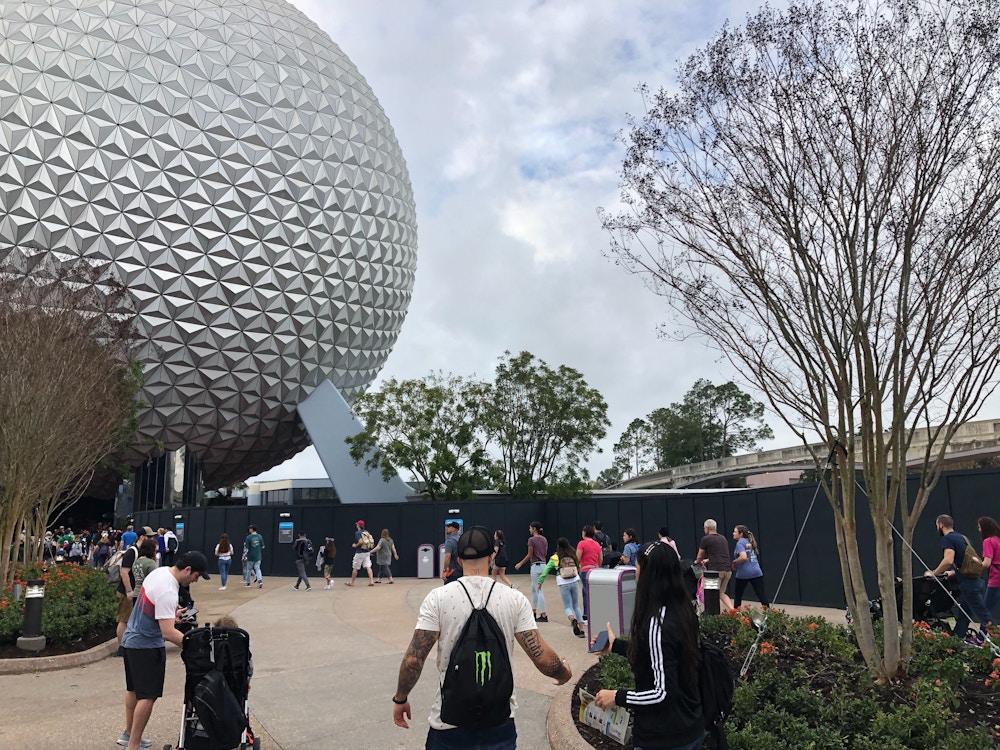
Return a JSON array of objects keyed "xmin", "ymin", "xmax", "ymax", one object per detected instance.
[
  {"xmin": 864, "ymin": 576, "xmax": 960, "ymax": 631},
  {"xmin": 165, "ymin": 625, "xmax": 258, "ymax": 750}
]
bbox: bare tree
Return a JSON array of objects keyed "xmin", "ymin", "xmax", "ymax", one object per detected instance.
[
  {"xmin": 602, "ymin": 0, "xmax": 1000, "ymax": 679},
  {"xmin": 0, "ymin": 251, "xmax": 141, "ymax": 584}
]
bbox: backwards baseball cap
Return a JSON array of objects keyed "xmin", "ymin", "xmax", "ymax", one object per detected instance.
[
  {"xmin": 456, "ymin": 526, "xmax": 493, "ymax": 559},
  {"xmin": 356, "ymin": 520, "xmax": 365, "ymax": 527},
  {"xmin": 446, "ymin": 521, "xmax": 461, "ymax": 530},
  {"xmin": 175, "ymin": 550, "xmax": 211, "ymax": 579},
  {"xmin": 140, "ymin": 526, "xmax": 156, "ymax": 537}
]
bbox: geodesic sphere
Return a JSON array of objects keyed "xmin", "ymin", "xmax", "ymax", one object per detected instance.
[{"xmin": 0, "ymin": 0, "xmax": 417, "ymax": 487}]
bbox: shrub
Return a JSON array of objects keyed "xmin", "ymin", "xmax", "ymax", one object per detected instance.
[
  {"xmin": 0, "ymin": 564, "xmax": 117, "ymax": 648},
  {"xmin": 591, "ymin": 607, "xmax": 1000, "ymax": 747}
]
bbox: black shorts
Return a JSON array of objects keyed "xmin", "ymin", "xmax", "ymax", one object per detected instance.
[{"xmin": 123, "ymin": 647, "xmax": 167, "ymax": 700}]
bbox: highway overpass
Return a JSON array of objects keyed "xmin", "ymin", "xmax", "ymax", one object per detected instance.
[{"xmin": 615, "ymin": 417, "xmax": 1000, "ymax": 489}]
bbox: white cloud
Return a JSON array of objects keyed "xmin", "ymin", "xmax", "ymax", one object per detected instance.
[{"xmin": 251, "ymin": 0, "xmax": 819, "ymax": 485}]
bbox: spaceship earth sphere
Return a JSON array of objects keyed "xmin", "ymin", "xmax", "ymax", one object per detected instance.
[{"xmin": 0, "ymin": 0, "xmax": 418, "ymax": 487}]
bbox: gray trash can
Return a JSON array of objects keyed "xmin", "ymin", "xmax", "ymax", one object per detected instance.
[
  {"xmin": 585, "ymin": 567, "xmax": 637, "ymax": 642},
  {"xmin": 417, "ymin": 544, "xmax": 435, "ymax": 579}
]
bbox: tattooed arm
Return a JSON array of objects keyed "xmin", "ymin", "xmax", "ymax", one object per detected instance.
[
  {"xmin": 515, "ymin": 628, "xmax": 572, "ymax": 685},
  {"xmin": 393, "ymin": 628, "xmax": 438, "ymax": 728}
]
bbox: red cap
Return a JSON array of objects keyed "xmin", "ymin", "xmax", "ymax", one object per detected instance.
[{"xmin": 356, "ymin": 520, "xmax": 365, "ymax": 527}]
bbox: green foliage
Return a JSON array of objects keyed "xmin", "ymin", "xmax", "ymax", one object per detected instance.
[
  {"xmin": 346, "ymin": 372, "xmax": 490, "ymax": 501},
  {"xmin": 480, "ymin": 350, "xmax": 609, "ymax": 498},
  {"xmin": 593, "ymin": 608, "xmax": 1000, "ymax": 747},
  {"xmin": 0, "ymin": 564, "xmax": 116, "ymax": 647}
]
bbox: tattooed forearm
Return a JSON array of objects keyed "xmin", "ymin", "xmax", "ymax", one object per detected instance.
[
  {"xmin": 396, "ymin": 629, "xmax": 438, "ymax": 697},
  {"xmin": 516, "ymin": 629, "xmax": 544, "ymax": 659},
  {"xmin": 516, "ymin": 630, "xmax": 568, "ymax": 679}
]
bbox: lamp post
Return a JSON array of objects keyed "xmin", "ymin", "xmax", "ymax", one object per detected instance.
[
  {"xmin": 702, "ymin": 571, "xmax": 721, "ymax": 616},
  {"xmin": 16, "ymin": 578, "xmax": 46, "ymax": 651}
]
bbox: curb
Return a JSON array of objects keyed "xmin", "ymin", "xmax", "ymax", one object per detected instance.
[
  {"xmin": 547, "ymin": 678, "xmax": 593, "ymax": 750},
  {"xmin": 0, "ymin": 637, "xmax": 118, "ymax": 675}
]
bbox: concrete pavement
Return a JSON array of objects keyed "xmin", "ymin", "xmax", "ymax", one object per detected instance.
[{"xmin": 0, "ymin": 574, "xmax": 847, "ymax": 749}]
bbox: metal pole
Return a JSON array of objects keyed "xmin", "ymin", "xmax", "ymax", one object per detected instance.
[
  {"xmin": 17, "ymin": 578, "xmax": 46, "ymax": 651},
  {"xmin": 703, "ymin": 571, "xmax": 721, "ymax": 616}
]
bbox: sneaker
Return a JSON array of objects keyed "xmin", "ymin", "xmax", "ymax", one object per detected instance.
[
  {"xmin": 323, "ymin": 583, "xmax": 332, "ymax": 590},
  {"xmin": 536, "ymin": 615, "xmax": 549, "ymax": 623},
  {"xmin": 294, "ymin": 585, "xmax": 300, "ymax": 590},
  {"xmin": 244, "ymin": 582, "xmax": 250, "ymax": 587},
  {"xmin": 218, "ymin": 586, "xmax": 226, "ymax": 591},
  {"xmin": 116, "ymin": 730, "xmax": 152, "ymax": 748},
  {"xmin": 257, "ymin": 582, "xmax": 263, "ymax": 588},
  {"xmin": 305, "ymin": 586, "xmax": 312, "ymax": 591}
]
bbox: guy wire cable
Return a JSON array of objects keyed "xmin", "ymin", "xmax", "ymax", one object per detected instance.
[
  {"xmin": 852, "ymin": 479, "xmax": 1000, "ymax": 658},
  {"xmin": 738, "ymin": 442, "xmax": 838, "ymax": 678}
]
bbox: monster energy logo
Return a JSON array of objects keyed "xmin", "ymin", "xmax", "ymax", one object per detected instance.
[{"xmin": 475, "ymin": 650, "xmax": 492, "ymax": 685}]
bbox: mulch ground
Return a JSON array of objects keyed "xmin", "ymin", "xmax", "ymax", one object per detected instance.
[{"xmin": 0, "ymin": 624, "xmax": 116, "ymax": 659}]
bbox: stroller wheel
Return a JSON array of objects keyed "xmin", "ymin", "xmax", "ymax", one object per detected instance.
[{"xmin": 253, "ymin": 739, "xmax": 261, "ymax": 749}]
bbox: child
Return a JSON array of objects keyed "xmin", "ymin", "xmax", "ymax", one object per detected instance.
[{"xmin": 214, "ymin": 616, "xmax": 254, "ymax": 682}]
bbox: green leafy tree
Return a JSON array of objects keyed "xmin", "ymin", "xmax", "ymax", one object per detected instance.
[
  {"xmin": 602, "ymin": 0, "xmax": 1000, "ymax": 678},
  {"xmin": 613, "ymin": 418, "xmax": 654, "ymax": 477},
  {"xmin": 482, "ymin": 351, "xmax": 609, "ymax": 498},
  {"xmin": 346, "ymin": 373, "xmax": 489, "ymax": 501},
  {"xmin": 646, "ymin": 380, "xmax": 773, "ymax": 467},
  {"xmin": 594, "ymin": 465, "xmax": 625, "ymax": 488}
]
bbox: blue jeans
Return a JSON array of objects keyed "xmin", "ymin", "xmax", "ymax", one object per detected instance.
[
  {"xmin": 218, "ymin": 557, "xmax": 231, "ymax": 587},
  {"xmin": 425, "ymin": 719, "xmax": 516, "ymax": 750},
  {"xmin": 954, "ymin": 575, "xmax": 992, "ymax": 637},
  {"xmin": 986, "ymin": 585, "xmax": 1000, "ymax": 621},
  {"xmin": 244, "ymin": 559, "xmax": 262, "ymax": 584},
  {"xmin": 580, "ymin": 569, "xmax": 592, "ymax": 619},
  {"xmin": 559, "ymin": 581, "xmax": 583, "ymax": 621},
  {"xmin": 635, "ymin": 731, "xmax": 705, "ymax": 750},
  {"xmin": 530, "ymin": 563, "xmax": 547, "ymax": 614}
]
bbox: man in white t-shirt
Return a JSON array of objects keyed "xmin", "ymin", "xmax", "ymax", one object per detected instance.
[
  {"xmin": 392, "ymin": 526, "xmax": 572, "ymax": 749},
  {"xmin": 117, "ymin": 551, "xmax": 209, "ymax": 750}
]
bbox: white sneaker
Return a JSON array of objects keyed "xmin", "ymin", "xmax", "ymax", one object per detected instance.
[
  {"xmin": 218, "ymin": 585, "xmax": 226, "ymax": 591},
  {"xmin": 324, "ymin": 583, "xmax": 332, "ymax": 589}
]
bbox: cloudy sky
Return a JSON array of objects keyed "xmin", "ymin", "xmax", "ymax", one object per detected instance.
[{"xmin": 252, "ymin": 0, "xmax": 792, "ymax": 484}]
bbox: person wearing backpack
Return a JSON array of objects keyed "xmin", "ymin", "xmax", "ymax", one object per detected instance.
[
  {"xmin": 348, "ymin": 519, "xmax": 376, "ymax": 587},
  {"xmin": 162, "ymin": 527, "xmax": 179, "ymax": 566},
  {"xmin": 292, "ymin": 529, "xmax": 313, "ymax": 591},
  {"xmin": 391, "ymin": 526, "xmax": 572, "ymax": 748},
  {"xmin": 115, "ymin": 526, "xmax": 156, "ymax": 653},
  {"xmin": 536, "ymin": 537, "xmax": 587, "ymax": 638},
  {"xmin": 592, "ymin": 540, "xmax": 705, "ymax": 750},
  {"xmin": 925, "ymin": 514, "xmax": 993, "ymax": 647},
  {"xmin": 594, "ymin": 521, "xmax": 621, "ymax": 568}
]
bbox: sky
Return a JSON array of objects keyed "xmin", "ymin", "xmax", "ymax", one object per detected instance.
[{"xmin": 251, "ymin": 0, "xmax": 794, "ymax": 485}]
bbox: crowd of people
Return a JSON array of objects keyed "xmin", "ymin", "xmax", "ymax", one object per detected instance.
[{"xmin": 41, "ymin": 523, "xmax": 179, "ymax": 567}]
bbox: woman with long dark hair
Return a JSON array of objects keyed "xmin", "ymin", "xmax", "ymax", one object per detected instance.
[
  {"xmin": 732, "ymin": 524, "xmax": 770, "ymax": 609},
  {"xmin": 491, "ymin": 529, "xmax": 513, "ymax": 586},
  {"xmin": 592, "ymin": 540, "xmax": 704, "ymax": 750},
  {"xmin": 979, "ymin": 516, "xmax": 1000, "ymax": 619},
  {"xmin": 215, "ymin": 532, "xmax": 233, "ymax": 590},
  {"xmin": 537, "ymin": 537, "xmax": 586, "ymax": 637},
  {"xmin": 620, "ymin": 528, "xmax": 640, "ymax": 566}
]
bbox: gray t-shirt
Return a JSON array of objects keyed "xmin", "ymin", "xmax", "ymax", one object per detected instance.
[
  {"xmin": 375, "ymin": 537, "xmax": 394, "ymax": 566},
  {"xmin": 444, "ymin": 533, "xmax": 459, "ymax": 572}
]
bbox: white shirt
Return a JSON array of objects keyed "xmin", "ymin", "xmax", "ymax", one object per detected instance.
[{"xmin": 415, "ymin": 575, "xmax": 536, "ymax": 730}]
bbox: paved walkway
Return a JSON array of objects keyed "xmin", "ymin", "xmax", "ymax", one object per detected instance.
[{"xmin": 0, "ymin": 575, "xmax": 847, "ymax": 749}]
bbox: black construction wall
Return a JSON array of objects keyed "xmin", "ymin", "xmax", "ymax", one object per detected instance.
[{"xmin": 137, "ymin": 466, "xmax": 1000, "ymax": 609}]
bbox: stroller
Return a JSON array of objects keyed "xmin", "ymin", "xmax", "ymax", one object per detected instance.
[
  {"xmin": 862, "ymin": 575, "xmax": 960, "ymax": 631},
  {"xmin": 166, "ymin": 625, "xmax": 258, "ymax": 750}
]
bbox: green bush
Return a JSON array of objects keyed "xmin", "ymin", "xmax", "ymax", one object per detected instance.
[
  {"xmin": 591, "ymin": 606, "xmax": 1000, "ymax": 748},
  {"xmin": 0, "ymin": 564, "xmax": 117, "ymax": 648}
]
